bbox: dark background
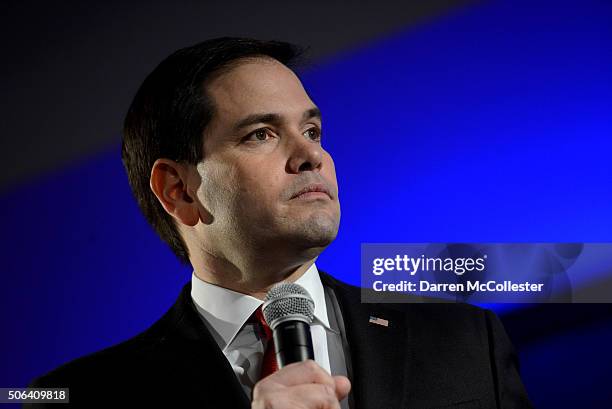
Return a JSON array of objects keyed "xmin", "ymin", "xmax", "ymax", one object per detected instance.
[{"xmin": 2, "ymin": 1, "xmax": 611, "ymax": 407}]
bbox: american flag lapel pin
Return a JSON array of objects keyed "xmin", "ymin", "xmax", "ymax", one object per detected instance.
[{"xmin": 369, "ymin": 315, "xmax": 389, "ymax": 327}]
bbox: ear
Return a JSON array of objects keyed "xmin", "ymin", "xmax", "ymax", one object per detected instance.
[{"xmin": 149, "ymin": 158, "xmax": 203, "ymax": 227}]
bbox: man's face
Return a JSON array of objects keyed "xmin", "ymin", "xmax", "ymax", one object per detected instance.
[{"xmin": 193, "ymin": 57, "xmax": 340, "ymax": 259}]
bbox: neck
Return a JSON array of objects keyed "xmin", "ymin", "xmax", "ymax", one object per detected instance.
[{"xmin": 191, "ymin": 249, "xmax": 317, "ymax": 300}]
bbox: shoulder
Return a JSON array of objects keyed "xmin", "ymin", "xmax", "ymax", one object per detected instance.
[
  {"xmin": 28, "ymin": 284, "xmax": 191, "ymax": 391},
  {"xmin": 319, "ymin": 269, "xmax": 496, "ymax": 334},
  {"xmin": 318, "ymin": 270, "xmax": 532, "ymax": 407},
  {"xmin": 29, "ymin": 331, "xmax": 157, "ymax": 389}
]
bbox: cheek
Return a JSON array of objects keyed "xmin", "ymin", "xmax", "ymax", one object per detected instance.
[
  {"xmin": 237, "ymin": 172, "xmax": 282, "ymax": 205},
  {"xmin": 327, "ymin": 159, "xmax": 337, "ymax": 179},
  {"xmin": 322, "ymin": 154, "xmax": 339, "ymax": 188},
  {"xmin": 232, "ymin": 166, "xmax": 284, "ymax": 212},
  {"xmin": 196, "ymin": 161, "xmax": 239, "ymax": 213}
]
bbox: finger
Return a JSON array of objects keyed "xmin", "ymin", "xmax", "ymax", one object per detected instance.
[
  {"xmin": 333, "ymin": 375, "xmax": 351, "ymax": 400},
  {"xmin": 285, "ymin": 383, "xmax": 341, "ymax": 409},
  {"xmin": 265, "ymin": 359, "xmax": 336, "ymax": 390}
]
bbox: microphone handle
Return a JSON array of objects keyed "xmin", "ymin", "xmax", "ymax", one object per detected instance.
[{"xmin": 272, "ymin": 320, "xmax": 314, "ymax": 368}]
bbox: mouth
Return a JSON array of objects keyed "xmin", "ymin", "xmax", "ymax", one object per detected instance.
[{"xmin": 290, "ymin": 183, "xmax": 332, "ymax": 200}]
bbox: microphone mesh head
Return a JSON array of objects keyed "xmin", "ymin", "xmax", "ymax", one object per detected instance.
[{"xmin": 262, "ymin": 282, "xmax": 315, "ymax": 329}]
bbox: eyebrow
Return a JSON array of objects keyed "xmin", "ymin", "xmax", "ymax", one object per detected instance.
[{"xmin": 232, "ymin": 107, "xmax": 322, "ymax": 132}]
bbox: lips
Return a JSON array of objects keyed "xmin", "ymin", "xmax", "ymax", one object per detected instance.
[{"xmin": 290, "ymin": 183, "xmax": 331, "ymax": 200}]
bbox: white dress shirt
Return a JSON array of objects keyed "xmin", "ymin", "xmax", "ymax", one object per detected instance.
[{"xmin": 190, "ymin": 263, "xmax": 332, "ymax": 398}]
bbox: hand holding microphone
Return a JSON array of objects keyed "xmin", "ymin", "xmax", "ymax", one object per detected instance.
[{"xmin": 251, "ymin": 282, "xmax": 351, "ymax": 409}]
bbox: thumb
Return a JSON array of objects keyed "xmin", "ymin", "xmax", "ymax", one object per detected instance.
[{"xmin": 333, "ymin": 375, "xmax": 351, "ymax": 400}]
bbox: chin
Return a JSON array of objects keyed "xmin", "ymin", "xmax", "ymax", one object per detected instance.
[{"xmin": 293, "ymin": 215, "xmax": 339, "ymax": 248}]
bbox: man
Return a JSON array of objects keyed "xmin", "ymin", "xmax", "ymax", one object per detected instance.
[{"xmin": 28, "ymin": 37, "xmax": 532, "ymax": 408}]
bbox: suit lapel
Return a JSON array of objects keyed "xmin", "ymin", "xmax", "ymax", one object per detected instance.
[
  {"xmin": 320, "ymin": 272, "xmax": 411, "ymax": 409},
  {"xmin": 151, "ymin": 281, "xmax": 252, "ymax": 408}
]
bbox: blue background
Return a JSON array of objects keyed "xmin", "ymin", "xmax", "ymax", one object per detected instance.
[{"xmin": 2, "ymin": 1, "xmax": 611, "ymax": 407}]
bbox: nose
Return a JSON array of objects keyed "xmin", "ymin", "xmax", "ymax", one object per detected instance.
[{"xmin": 286, "ymin": 130, "xmax": 323, "ymax": 174}]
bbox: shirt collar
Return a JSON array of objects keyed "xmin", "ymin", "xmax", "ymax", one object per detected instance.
[{"xmin": 190, "ymin": 262, "xmax": 330, "ymax": 351}]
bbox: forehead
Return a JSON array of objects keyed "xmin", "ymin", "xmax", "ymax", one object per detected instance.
[{"xmin": 205, "ymin": 57, "xmax": 314, "ymax": 124}]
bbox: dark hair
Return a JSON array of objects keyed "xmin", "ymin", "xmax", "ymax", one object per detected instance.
[{"xmin": 121, "ymin": 37, "xmax": 309, "ymax": 266}]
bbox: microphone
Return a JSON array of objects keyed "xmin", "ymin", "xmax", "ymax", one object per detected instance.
[{"xmin": 262, "ymin": 282, "xmax": 315, "ymax": 368}]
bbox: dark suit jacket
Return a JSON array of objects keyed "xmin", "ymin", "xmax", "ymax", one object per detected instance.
[{"xmin": 27, "ymin": 271, "xmax": 533, "ymax": 408}]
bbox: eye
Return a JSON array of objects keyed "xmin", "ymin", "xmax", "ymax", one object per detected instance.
[
  {"xmin": 244, "ymin": 128, "xmax": 273, "ymax": 143},
  {"xmin": 304, "ymin": 127, "xmax": 322, "ymax": 141}
]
